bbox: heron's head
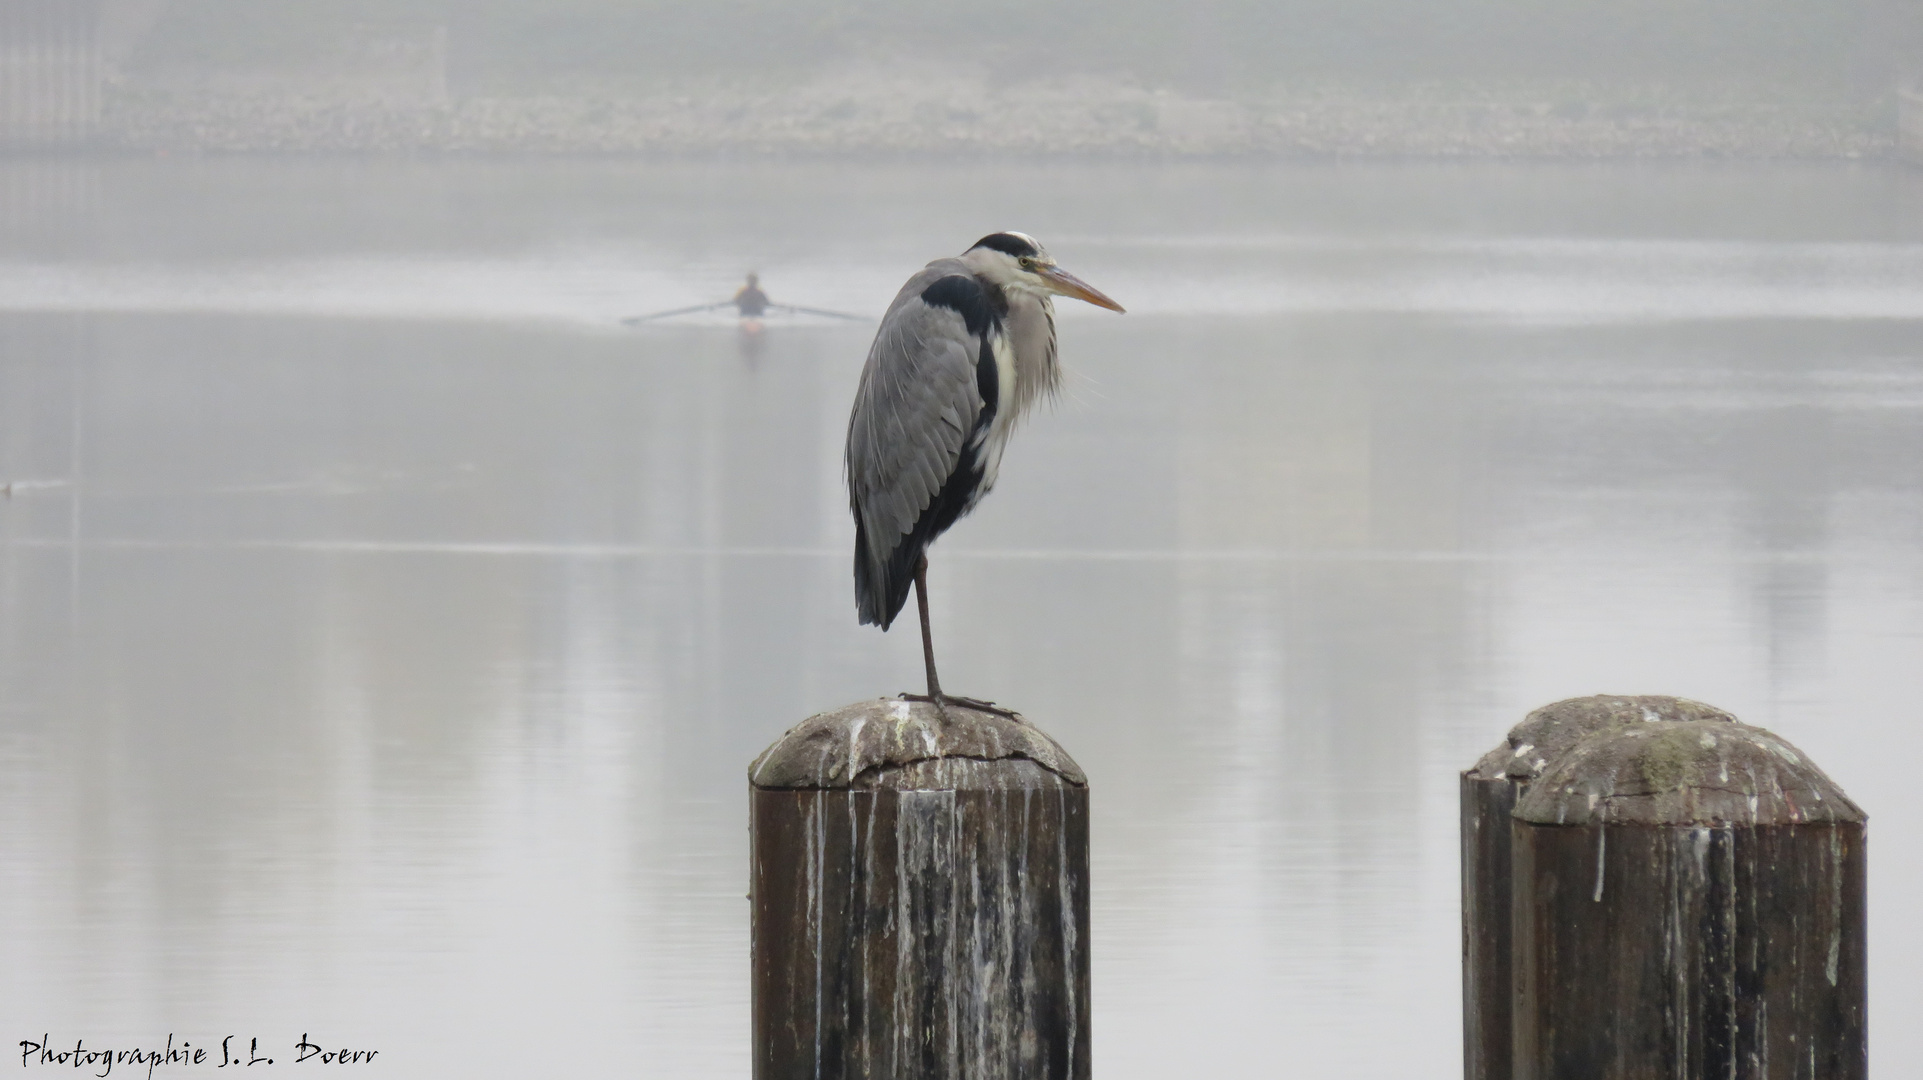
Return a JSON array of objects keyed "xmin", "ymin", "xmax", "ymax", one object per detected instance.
[{"xmin": 960, "ymin": 232, "xmax": 1125, "ymax": 313}]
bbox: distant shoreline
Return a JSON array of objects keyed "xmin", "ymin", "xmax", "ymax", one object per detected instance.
[{"xmin": 6, "ymin": 81, "xmax": 1904, "ymax": 161}]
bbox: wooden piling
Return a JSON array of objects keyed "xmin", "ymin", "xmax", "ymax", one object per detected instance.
[
  {"xmin": 1462, "ymin": 695, "xmax": 1735, "ymax": 1080},
  {"xmin": 749, "ymin": 698, "xmax": 1090, "ymax": 1080},
  {"xmin": 1511, "ymin": 720, "xmax": 1866, "ymax": 1079}
]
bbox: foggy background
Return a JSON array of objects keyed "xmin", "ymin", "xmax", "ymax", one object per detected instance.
[
  {"xmin": 5, "ymin": 1, "xmax": 1923, "ymax": 1079},
  {"xmin": 4, "ymin": 0, "xmax": 1922, "ymax": 154},
  {"xmin": 119, "ymin": 0, "xmax": 1920, "ymax": 89}
]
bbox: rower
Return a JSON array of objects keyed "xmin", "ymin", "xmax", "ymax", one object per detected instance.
[
  {"xmin": 621, "ymin": 276, "xmax": 864, "ymax": 326},
  {"xmin": 734, "ymin": 273, "xmax": 771, "ymax": 317}
]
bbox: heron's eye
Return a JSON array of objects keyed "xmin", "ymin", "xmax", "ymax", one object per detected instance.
[{"xmin": 1018, "ymin": 257, "xmax": 1038, "ymax": 271}]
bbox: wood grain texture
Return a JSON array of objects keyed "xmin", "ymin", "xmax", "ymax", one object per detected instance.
[
  {"xmin": 1513, "ymin": 821, "xmax": 1866, "ymax": 1080},
  {"xmin": 1463, "ymin": 771, "xmax": 1522, "ymax": 1080}
]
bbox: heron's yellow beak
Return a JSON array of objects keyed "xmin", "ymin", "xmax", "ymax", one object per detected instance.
[{"xmin": 1038, "ymin": 265, "xmax": 1125, "ymax": 313}]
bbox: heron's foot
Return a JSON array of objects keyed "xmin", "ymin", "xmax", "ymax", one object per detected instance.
[
  {"xmin": 897, "ymin": 692, "xmax": 953, "ymax": 723},
  {"xmin": 897, "ymin": 692, "xmax": 1023, "ymax": 723},
  {"xmin": 945, "ymin": 695, "xmax": 1025, "ymax": 721}
]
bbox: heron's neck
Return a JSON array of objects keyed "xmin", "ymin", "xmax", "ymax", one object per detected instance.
[{"xmin": 999, "ymin": 290, "xmax": 1060, "ymax": 425}]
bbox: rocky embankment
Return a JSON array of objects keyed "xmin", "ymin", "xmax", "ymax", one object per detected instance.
[{"xmin": 94, "ymin": 75, "xmax": 1899, "ymax": 159}]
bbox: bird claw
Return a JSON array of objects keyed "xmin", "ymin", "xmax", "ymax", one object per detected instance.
[
  {"xmin": 948, "ymin": 695, "xmax": 1025, "ymax": 722},
  {"xmin": 897, "ymin": 692, "xmax": 1023, "ymax": 723},
  {"xmin": 897, "ymin": 692, "xmax": 951, "ymax": 723}
]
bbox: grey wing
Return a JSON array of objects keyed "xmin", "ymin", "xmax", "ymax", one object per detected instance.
[{"xmin": 845, "ymin": 269, "xmax": 984, "ymax": 602}]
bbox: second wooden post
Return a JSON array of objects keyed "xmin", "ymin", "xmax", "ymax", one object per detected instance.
[
  {"xmin": 1461, "ymin": 695, "xmax": 1735, "ymax": 1080},
  {"xmin": 1511, "ymin": 719, "xmax": 1867, "ymax": 1078}
]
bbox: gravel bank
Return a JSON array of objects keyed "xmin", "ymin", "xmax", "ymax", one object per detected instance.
[{"xmin": 91, "ymin": 77, "xmax": 1899, "ymax": 159}]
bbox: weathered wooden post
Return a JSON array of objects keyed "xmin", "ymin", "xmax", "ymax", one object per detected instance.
[
  {"xmin": 1512, "ymin": 720, "xmax": 1866, "ymax": 1079},
  {"xmin": 749, "ymin": 698, "xmax": 1090, "ymax": 1080},
  {"xmin": 1462, "ymin": 695, "xmax": 1735, "ymax": 1080}
]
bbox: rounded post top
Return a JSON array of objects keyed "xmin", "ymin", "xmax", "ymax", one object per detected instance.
[
  {"xmin": 1468, "ymin": 695, "xmax": 1737, "ymax": 782},
  {"xmin": 1514, "ymin": 719, "xmax": 1864, "ymax": 826},
  {"xmin": 750, "ymin": 697, "xmax": 1087, "ymax": 791}
]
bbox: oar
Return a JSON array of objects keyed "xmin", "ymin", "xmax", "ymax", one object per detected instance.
[
  {"xmin": 767, "ymin": 304, "xmax": 868, "ymax": 322},
  {"xmin": 621, "ymin": 301, "xmax": 735, "ymax": 325}
]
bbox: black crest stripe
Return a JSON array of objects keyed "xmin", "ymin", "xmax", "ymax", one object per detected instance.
[{"xmin": 969, "ymin": 232, "xmax": 1040, "ymax": 258}]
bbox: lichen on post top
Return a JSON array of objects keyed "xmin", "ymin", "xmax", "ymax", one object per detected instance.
[
  {"xmin": 1514, "ymin": 719, "xmax": 1865, "ymax": 827},
  {"xmin": 1467, "ymin": 694, "xmax": 1737, "ymax": 783}
]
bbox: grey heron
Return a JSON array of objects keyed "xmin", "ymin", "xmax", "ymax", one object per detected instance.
[{"xmin": 845, "ymin": 231, "xmax": 1124, "ymax": 708}]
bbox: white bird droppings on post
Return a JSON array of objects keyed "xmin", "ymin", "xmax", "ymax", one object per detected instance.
[
  {"xmin": 1592, "ymin": 828, "xmax": 1606, "ymax": 902},
  {"xmin": 751, "ymin": 698, "xmax": 1089, "ymax": 1078}
]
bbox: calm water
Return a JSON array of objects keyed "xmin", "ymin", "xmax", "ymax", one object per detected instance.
[{"xmin": 3, "ymin": 157, "xmax": 1921, "ymax": 1077}]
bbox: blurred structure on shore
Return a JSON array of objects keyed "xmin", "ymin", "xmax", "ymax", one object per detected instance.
[
  {"xmin": 1901, "ymin": 81, "xmax": 1923, "ymax": 165},
  {"xmin": 1, "ymin": 0, "xmax": 102, "ymax": 146}
]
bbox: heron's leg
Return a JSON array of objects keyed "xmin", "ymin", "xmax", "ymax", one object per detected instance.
[
  {"xmin": 915, "ymin": 553, "xmax": 943, "ymax": 702},
  {"xmin": 904, "ymin": 556, "xmax": 1023, "ymax": 721}
]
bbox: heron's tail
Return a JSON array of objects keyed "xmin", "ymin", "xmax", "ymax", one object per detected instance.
[{"xmin": 853, "ymin": 518, "xmax": 916, "ymax": 630}]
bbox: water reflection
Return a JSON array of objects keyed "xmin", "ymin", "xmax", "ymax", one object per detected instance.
[{"xmin": 3, "ymin": 157, "xmax": 1921, "ymax": 1078}]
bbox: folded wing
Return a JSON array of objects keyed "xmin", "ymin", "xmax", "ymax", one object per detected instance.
[{"xmin": 845, "ymin": 263, "xmax": 994, "ymax": 628}]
